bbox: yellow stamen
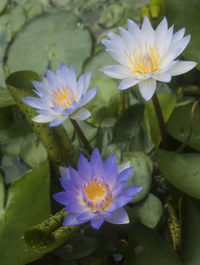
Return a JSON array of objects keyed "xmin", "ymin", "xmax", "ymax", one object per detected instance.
[
  {"xmin": 52, "ymin": 87, "xmax": 75, "ymax": 109},
  {"xmin": 83, "ymin": 178, "xmax": 112, "ymax": 210},
  {"xmin": 130, "ymin": 42, "xmax": 160, "ymax": 77}
]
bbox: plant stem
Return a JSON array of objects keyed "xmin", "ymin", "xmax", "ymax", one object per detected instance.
[
  {"xmin": 70, "ymin": 119, "xmax": 93, "ymax": 155},
  {"xmin": 152, "ymin": 93, "xmax": 168, "ymax": 149}
]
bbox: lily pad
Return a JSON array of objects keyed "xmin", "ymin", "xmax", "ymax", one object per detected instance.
[
  {"xmin": 7, "ymin": 12, "xmax": 93, "ymax": 76},
  {"xmin": 167, "ymin": 101, "xmax": 200, "ymax": 151},
  {"xmin": 166, "ymin": 0, "xmax": 200, "ymax": 70},
  {"xmin": 124, "ymin": 223, "xmax": 184, "ymax": 265},
  {"xmin": 0, "ymin": 160, "xmax": 50, "ymax": 265},
  {"xmin": 122, "ymin": 152, "xmax": 153, "ymax": 203},
  {"xmin": 130, "ymin": 193, "xmax": 163, "ymax": 228},
  {"xmin": 156, "ymin": 149, "xmax": 200, "ymax": 199}
]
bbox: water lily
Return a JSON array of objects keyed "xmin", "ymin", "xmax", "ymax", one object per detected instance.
[
  {"xmin": 22, "ymin": 63, "xmax": 98, "ymax": 127},
  {"xmin": 102, "ymin": 17, "xmax": 197, "ymax": 101},
  {"xmin": 53, "ymin": 149, "xmax": 142, "ymax": 230}
]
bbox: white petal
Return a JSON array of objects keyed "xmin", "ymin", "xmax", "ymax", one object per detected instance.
[
  {"xmin": 118, "ymin": 161, "xmax": 130, "ymax": 174},
  {"xmin": 171, "ymin": 28, "xmax": 185, "ymax": 44},
  {"xmin": 78, "ymin": 72, "xmax": 91, "ymax": 94},
  {"xmin": 119, "ymin": 27, "xmax": 135, "ymax": 51},
  {"xmin": 32, "ymin": 114, "xmax": 55, "ymax": 123},
  {"xmin": 128, "ymin": 19, "xmax": 141, "ymax": 39},
  {"xmin": 141, "ymin": 16, "xmax": 155, "ymax": 44},
  {"xmin": 106, "ymin": 208, "xmax": 129, "ymax": 225},
  {"xmin": 153, "ymin": 72, "xmax": 171, "ymax": 82},
  {"xmin": 106, "ymin": 48, "xmax": 132, "ymax": 68},
  {"xmin": 70, "ymin": 108, "xmax": 91, "ymax": 120},
  {"xmin": 49, "ymin": 116, "xmax": 67, "ymax": 127},
  {"xmin": 168, "ymin": 61, "xmax": 197, "ymax": 76},
  {"xmin": 138, "ymin": 79, "xmax": 156, "ymax": 101},
  {"xmin": 160, "ymin": 48, "xmax": 182, "ymax": 68},
  {"xmin": 118, "ymin": 78, "xmax": 139, "ymax": 90},
  {"xmin": 156, "ymin": 17, "xmax": 168, "ymax": 38},
  {"xmin": 170, "ymin": 35, "xmax": 191, "ymax": 55},
  {"xmin": 102, "ymin": 65, "xmax": 132, "ymax": 79}
]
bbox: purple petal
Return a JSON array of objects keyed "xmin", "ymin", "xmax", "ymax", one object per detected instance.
[
  {"xmin": 120, "ymin": 186, "xmax": 142, "ymax": 197},
  {"xmin": 53, "ymin": 192, "xmax": 68, "ymax": 205},
  {"xmin": 65, "ymin": 201, "xmax": 84, "ymax": 213},
  {"xmin": 60, "ymin": 167, "xmax": 70, "ymax": 179},
  {"xmin": 49, "ymin": 116, "xmax": 67, "ymax": 127},
  {"xmin": 106, "ymin": 208, "xmax": 129, "ymax": 224},
  {"xmin": 90, "ymin": 149, "xmax": 105, "ymax": 177},
  {"xmin": 78, "ymin": 154, "xmax": 92, "ymax": 179},
  {"xmin": 63, "ymin": 213, "xmax": 85, "ymax": 226},
  {"xmin": 22, "ymin": 97, "xmax": 46, "ymax": 109},
  {"xmin": 108, "ymin": 195, "xmax": 132, "ymax": 211},
  {"xmin": 79, "ymin": 87, "xmax": 98, "ymax": 107},
  {"xmin": 77, "ymin": 211, "xmax": 94, "ymax": 222},
  {"xmin": 69, "ymin": 166, "xmax": 82, "ymax": 189},
  {"xmin": 104, "ymin": 153, "xmax": 116, "ymax": 174},
  {"xmin": 117, "ymin": 168, "xmax": 133, "ymax": 184},
  {"xmin": 91, "ymin": 216, "xmax": 104, "ymax": 230}
]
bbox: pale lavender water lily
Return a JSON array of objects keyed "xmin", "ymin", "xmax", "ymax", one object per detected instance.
[
  {"xmin": 53, "ymin": 149, "xmax": 142, "ymax": 230},
  {"xmin": 102, "ymin": 17, "xmax": 197, "ymax": 101},
  {"xmin": 22, "ymin": 63, "xmax": 98, "ymax": 127}
]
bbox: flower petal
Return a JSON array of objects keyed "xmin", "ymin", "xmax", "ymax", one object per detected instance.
[
  {"xmin": 77, "ymin": 211, "xmax": 94, "ymax": 222},
  {"xmin": 168, "ymin": 61, "xmax": 197, "ymax": 76},
  {"xmin": 49, "ymin": 116, "xmax": 67, "ymax": 127},
  {"xmin": 138, "ymin": 79, "xmax": 156, "ymax": 101},
  {"xmin": 102, "ymin": 65, "xmax": 132, "ymax": 79},
  {"xmin": 118, "ymin": 161, "xmax": 130, "ymax": 174},
  {"xmin": 90, "ymin": 148, "xmax": 105, "ymax": 177},
  {"xmin": 59, "ymin": 167, "xmax": 70, "ymax": 179},
  {"xmin": 32, "ymin": 114, "xmax": 55, "ymax": 123},
  {"xmin": 153, "ymin": 72, "xmax": 171, "ymax": 82},
  {"xmin": 91, "ymin": 216, "xmax": 104, "ymax": 230},
  {"xmin": 22, "ymin": 97, "xmax": 46, "ymax": 109},
  {"xmin": 118, "ymin": 78, "xmax": 139, "ymax": 90},
  {"xmin": 63, "ymin": 213, "xmax": 85, "ymax": 226},
  {"xmin": 53, "ymin": 192, "xmax": 68, "ymax": 206},
  {"xmin": 79, "ymin": 86, "xmax": 98, "ymax": 107},
  {"xmin": 78, "ymin": 154, "xmax": 92, "ymax": 179},
  {"xmin": 106, "ymin": 208, "xmax": 129, "ymax": 224},
  {"xmin": 70, "ymin": 108, "xmax": 91, "ymax": 120},
  {"xmin": 69, "ymin": 166, "xmax": 82, "ymax": 189},
  {"xmin": 120, "ymin": 186, "xmax": 142, "ymax": 197},
  {"xmin": 117, "ymin": 167, "xmax": 133, "ymax": 185}
]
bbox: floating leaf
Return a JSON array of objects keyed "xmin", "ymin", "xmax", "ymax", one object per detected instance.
[
  {"xmin": 124, "ymin": 223, "xmax": 184, "ymax": 265},
  {"xmin": 122, "ymin": 152, "xmax": 153, "ymax": 202},
  {"xmin": 156, "ymin": 149, "xmax": 200, "ymax": 199},
  {"xmin": 166, "ymin": 0, "xmax": 200, "ymax": 69},
  {"xmin": 7, "ymin": 12, "xmax": 93, "ymax": 76},
  {"xmin": 0, "ymin": 160, "xmax": 50, "ymax": 265},
  {"xmin": 167, "ymin": 101, "xmax": 200, "ymax": 151},
  {"xmin": 130, "ymin": 193, "xmax": 163, "ymax": 228}
]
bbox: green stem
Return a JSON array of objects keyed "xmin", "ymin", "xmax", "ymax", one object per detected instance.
[
  {"xmin": 70, "ymin": 119, "xmax": 93, "ymax": 155},
  {"xmin": 152, "ymin": 92, "xmax": 168, "ymax": 149}
]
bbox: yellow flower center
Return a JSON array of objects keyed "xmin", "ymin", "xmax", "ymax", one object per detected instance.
[
  {"xmin": 82, "ymin": 178, "xmax": 112, "ymax": 211},
  {"xmin": 130, "ymin": 42, "xmax": 160, "ymax": 77},
  {"xmin": 52, "ymin": 87, "xmax": 75, "ymax": 109}
]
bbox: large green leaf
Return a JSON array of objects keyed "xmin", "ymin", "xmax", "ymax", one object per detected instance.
[
  {"xmin": 181, "ymin": 198, "xmax": 200, "ymax": 265},
  {"xmin": 144, "ymin": 94, "xmax": 176, "ymax": 146},
  {"xmin": 84, "ymin": 50, "xmax": 121, "ymax": 127},
  {"xmin": 122, "ymin": 152, "xmax": 153, "ymax": 202},
  {"xmin": 166, "ymin": 0, "xmax": 200, "ymax": 70},
  {"xmin": 7, "ymin": 12, "xmax": 93, "ymax": 75},
  {"xmin": 124, "ymin": 223, "xmax": 184, "ymax": 265},
  {"xmin": 167, "ymin": 102, "xmax": 200, "ymax": 151},
  {"xmin": 0, "ymin": 160, "xmax": 50, "ymax": 265},
  {"xmin": 156, "ymin": 149, "xmax": 200, "ymax": 199},
  {"xmin": 130, "ymin": 193, "xmax": 163, "ymax": 228},
  {"xmin": 0, "ymin": 87, "xmax": 15, "ymax": 107}
]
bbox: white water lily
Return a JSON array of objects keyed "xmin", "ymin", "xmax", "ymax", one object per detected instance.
[{"xmin": 102, "ymin": 17, "xmax": 197, "ymax": 101}]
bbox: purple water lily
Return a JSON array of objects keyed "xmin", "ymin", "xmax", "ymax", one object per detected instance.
[
  {"xmin": 22, "ymin": 63, "xmax": 98, "ymax": 127},
  {"xmin": 53, "ymin": 149, "xmax": 142, "ymax": 230}
]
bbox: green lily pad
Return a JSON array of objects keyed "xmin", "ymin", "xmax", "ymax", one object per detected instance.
[
  {"xmin": 7, "ymin": 12, "xmax": 93, "ymax": 76},
  {"xmin": 20, "ymin": 132, "xmax": 47, "ymax": 168},
  {"xmin": 122, "ymin": 152, "xmax": 153, "ymax": 203},
  {"xmin": 130, "ymin": 193, "xmax": 163, "ymax": 228},
  {"xmin": 156, "ymin": 149, "xmax": 200, "ymax": 199},
  {"xmin": 144, "ymin": 94, "xmax": 176, "ymax": 146},
  {"xmin": 0, "ymin": 88, "xmax": 15, "ymax": 107},
  {"xmin": 167, "ymin": 101, "xmax": 200, "ymax": 151},
  {"xmin": 124, "ymin": 222, "xmax": 184, "ymax": 265},
  {"xmin": 84, "ymin": 50, "xmax": 121, "ymax": 127},
  {"xmin": 0, "ymin": 160, "xmax": 50, "ymax": 265},
  {"xmin": 166, "ymin": 0, "xmax": 200, "ymax": 70}
]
